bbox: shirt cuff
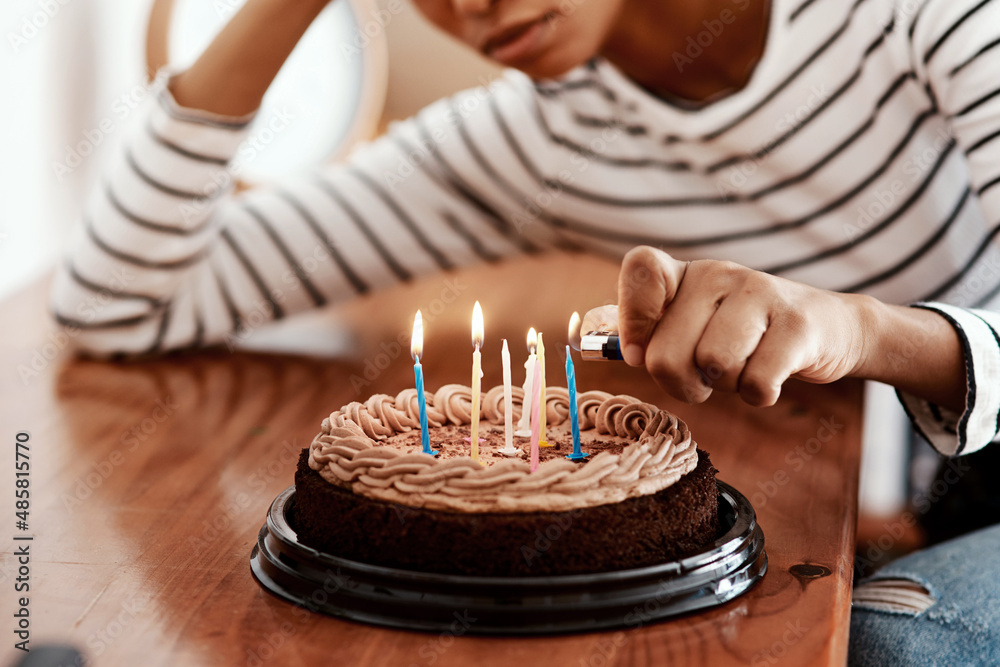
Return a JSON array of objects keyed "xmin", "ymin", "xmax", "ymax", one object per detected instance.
[
  {"xmin": 896, "ymin": 303, "xmax": 1000, "ymax": 456},
  {"xmin": 148, "ymin": 67, "xmax": 257, "ymax": 161}
]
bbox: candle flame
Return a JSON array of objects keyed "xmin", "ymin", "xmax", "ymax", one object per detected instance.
[
  {"xmin": 568, "ymin": 312, "xmax": 582, "ymax": 351},
  {"xmin": 526, "ymin": 327, "xmax": 537, "ymax": 354},
  {"xmin": 472, "ymin": 301, "xmax": 484, "ymax": 348},
  {"xmin": 411, "ymin": 310, "xmax": 423, "ymax": 361}
]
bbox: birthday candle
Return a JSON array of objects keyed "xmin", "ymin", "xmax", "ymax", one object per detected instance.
[
  {"xmin": 501, "ymin": 339, "xmax": 518, "ymax": 456},
  {"xmin": 565, "ymin": 344, "xmax": 588, "ymax": 461},
  {"xmin": 537, "ymin": 332, "xmax": 550, "ymax": 447},
  {"xmin": 566, "ymin": 312, "xmax": 587, "ymax": 460},
  {"xmin": 530, "ymin": 356, "xmax": 542, "ymax": 472},
  {"xmin": 410, "ymin": 311, "xmax": 436, "ymax": 456},
  {"xmin": 470, "ymin": 301, "xmax": 484, "ymax": 465},
  {"xmin": 515, "ymin": 328, "xmax": 537, "ymax": 437}
]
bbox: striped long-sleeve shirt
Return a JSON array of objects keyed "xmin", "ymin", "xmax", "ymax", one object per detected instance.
[{"xmin": 51, "ymin": 0, "xmax": 1000, "ymax": 456}]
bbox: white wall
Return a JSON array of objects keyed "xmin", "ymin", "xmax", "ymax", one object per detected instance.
[
  {"xmin": 376, "ymin": 0, "xmax": 499, "ymax": 122},
  {"xmin": 0, "ymin": 0, "xmax": 151, "ymax": 300}
]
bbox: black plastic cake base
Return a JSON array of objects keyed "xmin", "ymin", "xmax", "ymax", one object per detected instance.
[
  {"xmin": 293, "ymin": 448, "xmax": 719, "ymax": 577},
  {"xmin": 250, "ymin": 481, "xmax": 766, "ymax": 634}
]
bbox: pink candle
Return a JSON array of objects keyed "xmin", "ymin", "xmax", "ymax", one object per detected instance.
[{"xmin": 529, "ymin": 355, "xmax": 542, "ymax": 472}]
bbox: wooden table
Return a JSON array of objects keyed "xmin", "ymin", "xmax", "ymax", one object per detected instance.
[{"xmin": 0, "ymin": 254, "xmax": 862, "ymax": 666}]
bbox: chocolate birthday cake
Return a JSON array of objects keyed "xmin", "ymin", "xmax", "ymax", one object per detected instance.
[{"xmin": 293, "ymin": 384, "xmax": 719, "ymax": 577}]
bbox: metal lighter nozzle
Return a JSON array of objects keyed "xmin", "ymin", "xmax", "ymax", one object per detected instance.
[{"xmin": 580, "ymin": 332, "xmax": 624, "ymax": 361}]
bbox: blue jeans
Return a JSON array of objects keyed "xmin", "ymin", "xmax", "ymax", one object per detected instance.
[{"xmin": 849, "ymin": 523, "xmax": 1000, "ymax": 666}]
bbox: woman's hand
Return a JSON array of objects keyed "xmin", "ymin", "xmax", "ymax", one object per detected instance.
[{"xmin": 583, "ymin": 246, "xmax": 967, "ymax": 410}]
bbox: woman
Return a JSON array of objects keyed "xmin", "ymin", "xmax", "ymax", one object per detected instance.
[{"xmin": 51, "ymin": 0, "xmax": 1000, "ymax": 660}]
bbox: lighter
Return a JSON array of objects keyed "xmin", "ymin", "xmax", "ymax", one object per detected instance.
[{"xmin": 580, "ymin": 332, "xmax": 624, "ymax": 361}]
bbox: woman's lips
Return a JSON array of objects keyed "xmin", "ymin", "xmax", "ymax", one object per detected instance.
[{"xmin": 483, "ymin": 17, "xmax": 551, "ymax": 66}]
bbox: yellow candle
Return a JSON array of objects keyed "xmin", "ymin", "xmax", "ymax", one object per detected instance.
[
  {"xmin": 538, "ymin": 332, "xmax": 551, "ymax": 447},
  {"xmin": 471, "ymin": 301, "xmax": 484, "ymax": 465}
]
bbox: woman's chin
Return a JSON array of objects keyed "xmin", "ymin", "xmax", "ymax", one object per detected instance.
[{"xmin": 504, "ymin": 48, "xmax": 594, "ymax": 80}]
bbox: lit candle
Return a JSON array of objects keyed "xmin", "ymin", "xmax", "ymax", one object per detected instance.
[
  {"xmin": 514, "ymin": 328, "xmax": 537, "ymax": 437},
  {"xmin": 537, "ymin": 332, "xmax": 551, "ymax": 447},
  {"xmin": 530, "ymin": 356, "xmax": 542, "ymax": 472},
  {"xmin": 565, "ymin": 313, "xmax": 588, "ymax": 461},
  {"xmin": 410, "ymin": 311, "xmax": 437, "ymax": 456},
  {"xmin": 470, "ymin": 301, "xmax": 485, "ymax": 465},
  {"xmin": 501, "ymin": 339, "xmax": 518, "ymax": 456}
]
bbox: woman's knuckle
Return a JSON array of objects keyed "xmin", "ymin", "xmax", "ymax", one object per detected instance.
[
  {"xmin": 696, "ymin": 350, "xmax": 731, "ymax": 377},
  {"xmin": 646, "ymin": 355, "xmax": 675, "ymax": 380}
]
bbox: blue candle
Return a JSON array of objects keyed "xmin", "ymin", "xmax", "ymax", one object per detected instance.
[
  {"xmin": 565, "ymin": 344, "xmax": 587, "ymax": 461},
  {"xmin": 411, "ymin": 310, "xmax": 437, "ymax": 456},
  {"xmin": 413, "ymin": 362, "xmax": 436, "ymax": 456}
]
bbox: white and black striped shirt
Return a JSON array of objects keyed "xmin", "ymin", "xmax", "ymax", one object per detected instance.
[{"xmin": 51, "ymin": 0, "xmax": 1000, "ymax": 456}]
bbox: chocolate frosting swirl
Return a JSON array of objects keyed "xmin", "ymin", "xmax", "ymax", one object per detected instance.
[
  {"xmin": 613, "ymin": 402, "xmax": 657, "ymax": 437},
  {"xmin": 595, "ymin": 395, "xmax": 643, "ymax": 435},
  {"xmin": 365, "ymin": 394, "xmax": 418, "ymax": 433},
  {"xmin": 481, "ymin": 385, "xmax": 525, "ymax": 424},
  {"xmin": 577, "ymin": 390, "xmax": 613, "ymax": 430},
  {"xmin": 394, "ymin": 389, "xmax": 446, "ymax": 427},
  {"xmin": 331, "ymin": 401, "xmax": 394, "ymax": 441},
  {"xmin": 544, "ymin": 386, "xmax": 570, "ymax": 425},
  {"xmin": 309, "ymin": 385, "xmax": 699, "ymax": 513},
  {"xmin": 433, "ymin": 384, "xmax": 473, "ymax": 425}
]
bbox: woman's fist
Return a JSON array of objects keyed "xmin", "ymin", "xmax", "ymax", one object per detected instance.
[{"xmin": 584, "ymin": 246, "xmax": 874, "ymax": 406}]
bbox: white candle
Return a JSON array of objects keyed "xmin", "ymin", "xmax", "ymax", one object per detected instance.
[
  {"xmin": 470, "ymin": 302, "xmax": 484, "ymax": 465},
  {"xmin": 501, "ymin": 339, "xmax": 518, "ymax": 456},
  {"xmin": 515, "ymin": 328, "xmax": 537, "ymax": 437}
]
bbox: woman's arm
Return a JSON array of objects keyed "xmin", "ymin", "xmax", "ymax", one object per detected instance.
[
  {"xmin": 588, "ymin": 246, "xmax": 967, "ymax": 411},
  {"xmin": 49, "ymin": 70, "xmax": 554, "ymax": 356},
  {"xmin": 169, "ymin": 0, "xmax": 332, "ymax": 116},
  {"xmin": 900, "ymin": 0, "xmax": 1000, "ymax": 454}
]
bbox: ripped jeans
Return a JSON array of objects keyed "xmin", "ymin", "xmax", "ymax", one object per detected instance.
[{"xmin": 849, "ymin": 523, "xmax": 1000, "ymax": 666}]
